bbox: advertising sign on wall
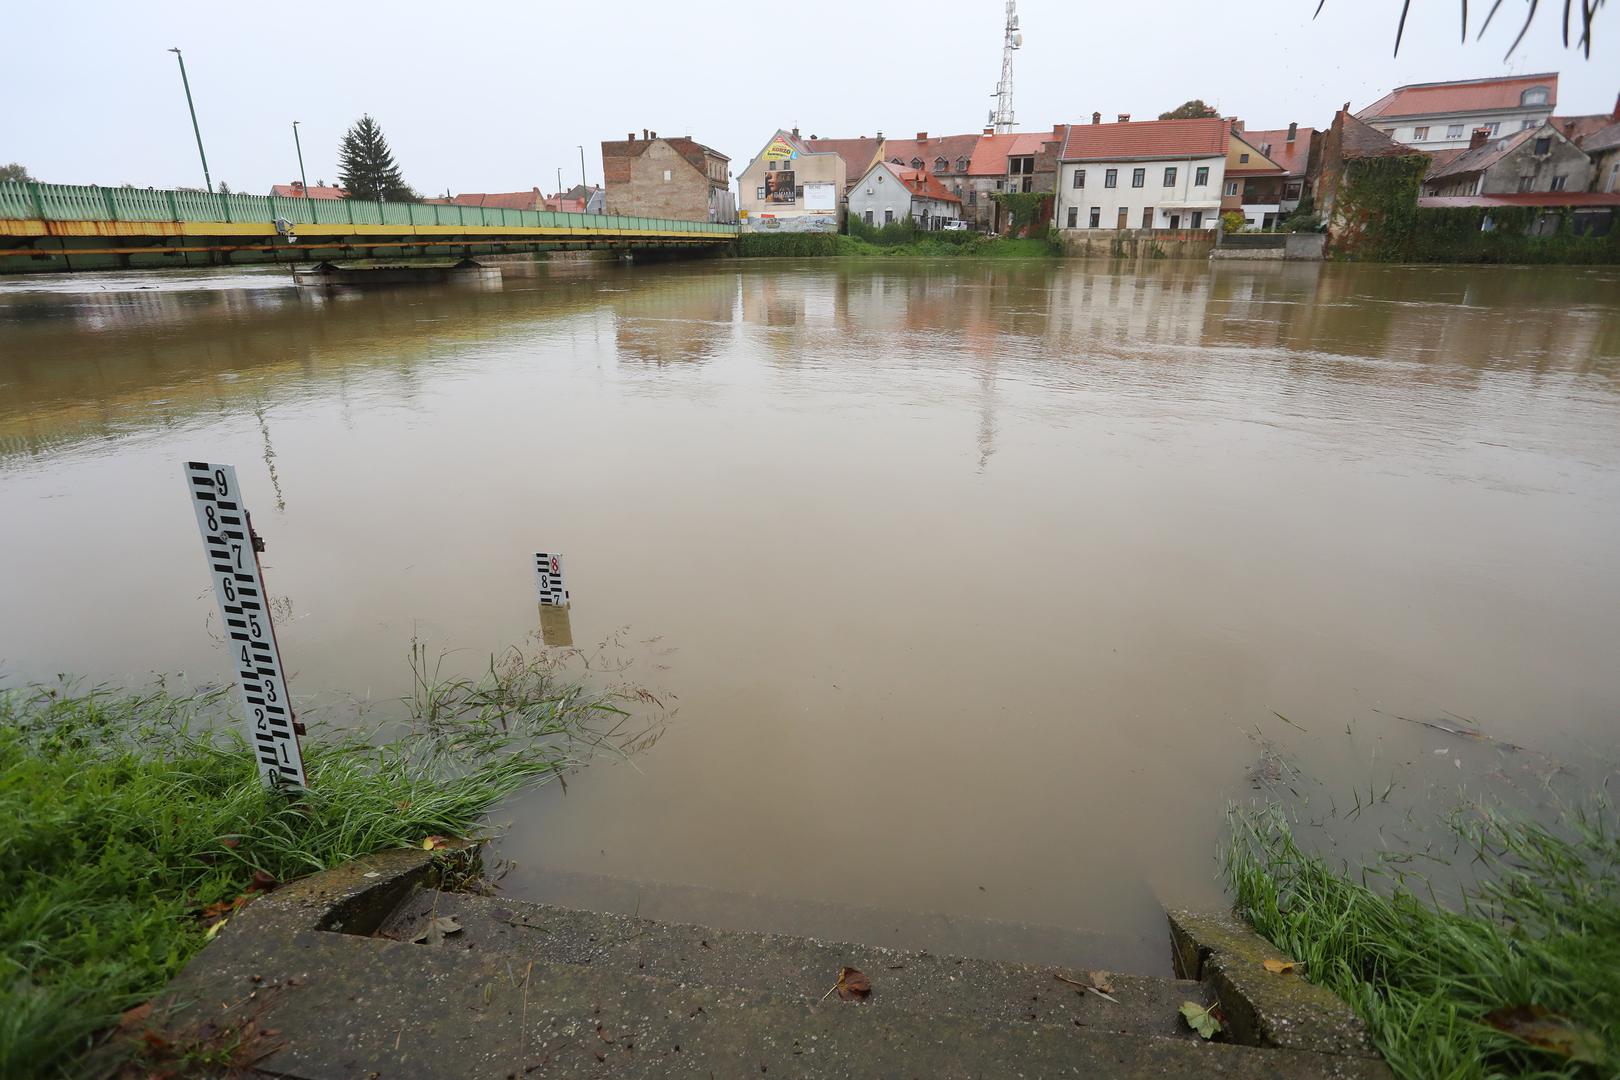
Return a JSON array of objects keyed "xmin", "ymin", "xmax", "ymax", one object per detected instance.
[
  {"xmin": 764, "ymin": 170, "xmax": 796, "ymax": 204},
  {"xmin": 763, "ymin": 137, "xmax": 797, "ymax": 162},
  {"xmin": 803, "ymin": 182, "xmax": 836, "ymax": 212}
]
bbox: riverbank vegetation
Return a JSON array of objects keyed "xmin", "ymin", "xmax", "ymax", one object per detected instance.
[
  {"xmin": 734, "ymin": 219, "xmax": 1059, "ymax": 260},
  {"xmin": 1226, "ymin": 801, "xmax": 1619, "ymax": 1078},
  {"xmin": 0, "ymin": 647, "xmax": 654, "ymax": 1077}
]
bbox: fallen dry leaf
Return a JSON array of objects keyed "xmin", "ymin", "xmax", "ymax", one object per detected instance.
[
  {"xmin": 1262, "ymin": 958, "xmax": 1298, "ymax": 975},
  {"xmin": 421, "ymin": 836, "xmax": 451, "ymax": 851},
  {"xmin": 835, "ymin": 966, "xmax": 871, "ymax": 1000},
  {"xmin": 410, "ymin": 915, "xmax": 464, "ymax": 946},
  {"xmin": 246, "ymin": 870, "xmax": 278, "ymax": 894},
  {"xmin": 1483, "ymin": 1004, "xmax": 1604, "ymax": 1063},
  {"xmin": 1089, "ymin": 970, "xmax": 1115, "ymax": 994}
]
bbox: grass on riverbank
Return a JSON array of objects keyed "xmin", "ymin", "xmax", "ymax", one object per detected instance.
[
  {"xmin": 1225, "ymin": 802, "xmax": 1619, "ymax": 1079},
  {"xmin": 0, "ymin": 647, "xmax": 649, "ymax": 1078}
]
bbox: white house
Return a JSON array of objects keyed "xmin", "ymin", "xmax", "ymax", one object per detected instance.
[
  {"xmin": 847, "ymin": 161, "xmax": 963, "ymax": 229},
  {"xmin": 1357, "ymin": 73, "xmax": 1558, "ymax": 151},
  {"xmin": 1054, "ymin": 118, "xmax": 1228, "ymax": 231}
]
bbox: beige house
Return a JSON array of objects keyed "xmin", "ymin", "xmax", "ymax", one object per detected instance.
[
  {"xmin": 601, "ymin": 131, "xmax": 735, "ymax": 223},
  {"xmin": 736, "ymin": 129, "xmax": 851, "ymax": 232}
]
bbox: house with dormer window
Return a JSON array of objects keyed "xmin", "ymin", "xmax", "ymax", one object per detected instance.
[
  {"xmin": 1357, "ymin": 74, "xmax": 1559, "ymax": 151},
  {"xmin": 1422, "ymin": 121, "xmax": 1594, "ymax": 197}
]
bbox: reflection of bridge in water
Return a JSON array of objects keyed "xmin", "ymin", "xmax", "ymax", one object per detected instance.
[{"xmin": 0, "ymin": 181, "xmax": 735, "ymax": 274}]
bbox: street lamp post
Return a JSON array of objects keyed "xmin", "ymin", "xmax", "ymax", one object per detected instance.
[
  {"xmin": 292, "ymin": 121, "xmax": 311, "ymax": 220},
  {"xmin": 578, "ymin": 145, "xmax": 586, "ymax": 191},
  {"xmin": 167, "ymin": 48, "xmax": 213, "ymax": 194}
]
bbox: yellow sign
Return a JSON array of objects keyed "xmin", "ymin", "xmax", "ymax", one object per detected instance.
[{"xmin": 763, "ymin": 138, "xmax": 796, "ymax": 161}]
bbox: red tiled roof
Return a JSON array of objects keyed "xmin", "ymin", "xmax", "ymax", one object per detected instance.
[
  {"xmin": 892, "ymin": 165, "xmax": 961, "ymax": 204},
  {"xmin": 270, "ymin": 183, "xmax": 346, "ymax": 199},
  {"xmin": 441, "ymin": 190, "xmax": 542, "ymax": 210},
  {"xmin": 1418, "ymin": 192, "xmax": 1620, "ymax": 208},
  {"xmin": 1241, "ymin": 128, "xmax": 1314, "ymax": 177},
  {"xmin": 601, "ymin": 137, "xmax": 726, "ymax": 186},
  {"xmin": 1549, "ymin": 114, "xmax": 1616, "ymax": 147},
  {"xmin": 1360, "ymin": 73, "xmax": 1557, "ymax": 119},
  {"xmin": 1059, "ymin": 118, "xmax": 1229, "ymax": 162},
  {"xmin": 1339, "ymin": 112, "xmax": 1411, "ymax": 159},
  {"xmin": 1424, "ymin": 147, "xmax": 1468, "ymax": 173},
  {"xmin": 882, "ymin": 133, "xmax": 983, "ymax": 178}
]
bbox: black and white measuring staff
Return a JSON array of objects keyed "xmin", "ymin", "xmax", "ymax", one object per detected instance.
[
  {"xmin": 534, "ymin": 552, "xmax": 569, "ymax": 606},
  {"xmin": 184, "ymin": 462, "xmax": 308, "ymax": 788}
]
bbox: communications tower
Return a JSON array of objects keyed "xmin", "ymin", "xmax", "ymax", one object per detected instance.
[{"xmin": 988, "ymin": 1, "xmax": 1022, "ymax": 134}]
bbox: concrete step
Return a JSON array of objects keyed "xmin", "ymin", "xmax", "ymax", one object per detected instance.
[{"xmin": 377, "ymin": 889, "xmax": 1211, "ymax": 1042}]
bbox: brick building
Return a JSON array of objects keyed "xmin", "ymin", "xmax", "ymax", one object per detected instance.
[{"xmin": 601, "ymin": 131, "xmax": 735, "ymax": 223}]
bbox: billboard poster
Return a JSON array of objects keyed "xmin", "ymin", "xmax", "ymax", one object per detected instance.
[
  {"xmin": 764, "ymin": 170, "xmax": 796, "ymax": 204},
  {"xmin": 803, "ymin": 182, "xmax": 835, "ymax": 212},
  {"xmin": 763, "ymin": 137, "xmax": 797, "ymax": 162}
]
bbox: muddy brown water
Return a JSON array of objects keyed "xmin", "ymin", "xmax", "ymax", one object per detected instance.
[{"xmin": 3, "ymin": 258, "xmax": 1618, "ymax": 973}]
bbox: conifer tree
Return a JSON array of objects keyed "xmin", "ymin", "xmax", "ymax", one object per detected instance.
[{"xmin": 337, "ymin": 115, "xmax": 414, "ymax": 201}]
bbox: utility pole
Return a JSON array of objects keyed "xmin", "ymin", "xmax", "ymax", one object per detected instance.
[
  {"xmin": 557, "ymin": 167, "xmax": 563, "ymax": 201},
  {"xmin": 167, "ymin": 48, "xmax": 213, "ymax": 193},
  {"xmin": 578, "ymin": 145, "xmax": 587, "ymax": 191},
  {"xmin": 292, "ymin": 121, "xmax": 310, "ymax": 198}
]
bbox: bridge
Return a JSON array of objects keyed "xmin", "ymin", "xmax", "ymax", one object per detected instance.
[{"xmin": 0, "ymin": 182, "xmax": 737, "ymax": 274}]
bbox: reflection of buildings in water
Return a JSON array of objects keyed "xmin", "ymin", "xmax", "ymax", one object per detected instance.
[
  {"xmin": 611, "ymin": 270, "xmax": 738, "ymax": 365},
  {"xmin": 1046, "ymin": 263, "xmax": 1215, "ymax": 347},
  {"xmin": 538, "ymin": 604, "xmax": 574, "ymax": 647}
]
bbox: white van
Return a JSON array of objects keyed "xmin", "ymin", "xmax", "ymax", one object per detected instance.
[{"xmin": 941, "ymin": 219, "xmax": 971, "ymax": 232}]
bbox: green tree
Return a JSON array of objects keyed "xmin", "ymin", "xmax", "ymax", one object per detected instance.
[
  {"xmin": 1158, "ymin": 100, "xmax": 1220, "ymax": 121},
  {"xmin": 337, "ymin": 115, "xmax": 414, "ymax": 201},
  {"xmin": 0, "ymin": 163, "xmax": 35, "ymax": 183}
]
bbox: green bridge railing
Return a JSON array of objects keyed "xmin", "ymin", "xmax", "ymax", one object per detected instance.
[{"xmin": 0, "ymin": 181, "xmax": 737, "ymax": 236}]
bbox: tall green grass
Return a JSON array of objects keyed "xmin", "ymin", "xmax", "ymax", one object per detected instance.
[
  {"xmin": 0, "ymin": 646, "xmax": 651, "ymax": 1078},
  {"xmin": 1225, "ymin": 802, "xmax": 1619, "ymax": 1078}
]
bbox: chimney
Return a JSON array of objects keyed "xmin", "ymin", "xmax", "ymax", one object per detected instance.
[
  {"xmin": 650, "ymin": 130, "xmax": 657, "ymax": 139},
  {"xmin": 1231, "ymin": 118, "xmax": 1243, "ymax": 132},
  {"xmin": 1469, "ymin": 127, "xmax": 1490, "ymax": 149},
  {"xmin": 877, "ymin": 130, "xmax": 883, "ymax": 140},
  {"xmin": 1053, "ymin": 123, "xmax": 1063, "ymax": 138},
  {"xmin": 642, "ymin": 129, "xmax": 649, "ymax": 140},
  {"xmin": 1287, "ymin": 122, "xmax": 1298, "ymax": 142},
  {"xmin": 1091, "ymin": 111, "xmax": 1101, "ymax": 125},
  {"xmin": 983, "ymin": 125, "xmax": 995, "ymax": 135},
  {"xmin": 1117, "ymin": 113, "xmax": 1130, "ymax": 123},
  {"xmin": 917, "ymin": 131, "xmax": 928, "ymax": 140},
  {"xmin": 628, "ymin": 132, "xmax": 636, "ymax": 141},
  {"xmin": 792, "ymin": 126, "xmax": 800, "ymax": 137}
]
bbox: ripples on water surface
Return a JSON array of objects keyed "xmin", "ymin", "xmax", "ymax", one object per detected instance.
[{"xmin": 2, "ymin": 259, "xmax": 1618, "ymax": 971}]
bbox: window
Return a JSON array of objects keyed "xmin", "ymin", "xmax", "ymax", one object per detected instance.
[
  {"xmin": 1521, "ymin": 86, "xmax": 1549, "ymax": 106},
  {"xmin": 1141, "ymin": 207, "xmax": 1154, "ymax": 229},
  {"xmin": 756, "ymin": 187, "xmax": 766, "ymax": 199},
  {"xmin": 1447, "ymin": 124, "xmax": 1465, "ymax": 138},
  {"xmin": 884, "ymin": 209, "xmax": 894, "ymax": 224},
  {"xmin": 910, "ymin": 157, "xmax": 923, "ymax": 169},
  {"xmin": 864, "ymin": 209, "xmax": 873, "ymax": 224},
  {"xmin": 1104, "ymin": 168, "xmax": 1118, "ymax": 188},
  {"xmin": 1413, "ymin": 126, "xmax": 1429, "ymax": 140},
  {"xmin": 1194, "ymin": 166, "xmax": 1209, "ymax": 186},
  {"xmin": 967, "ymin": 190, "xmax": 976, "ymax": 204},
  {"xmin": 1089, "ymin": 207, "xmax": 1100, "ymax": 228},
  {"xmin": 935, "ymin": 156, "xmax": 948, "ymax": 172},
  {"xmin": 1517, "ymin": 176, "xmax": 1535, "ymax": 192},
  {"xmin": 1163, "ymin": 167, "xmax": 1177, "ymax": 186},
  {"xmin": 1285, "ymin": 181, "xmax": 1302, "ymax": 199},
  {"xmin": 1191, "ymin": 210, "xmax": 1203, "ymax": 228},
  {"xmin": 767, "ymin": 161, "xmax": 776, "ymax": 171},
  {"xmin": 1534, "ymin": 137, "xmax": 1551, "ymax": 155},
  {"xmin": 1067, "ymin": 206, "xmax": 1078, "ymax": 227},
  {"xmin": 1485, "ymin": 122, "xmax": 1500, "ymax": 136},
  {"xmin": 1131, "ymin": 168, "xmax": 1145, "ymax": 187},
  {"xmin": 662, "ymin": 169, "xmax": 672, "ymax": 182},
  {"xmin": 956, "ymin": 156, "xmax": 969, "ymax": 171},
  {"xmin": 1072, "ymin": 168, "xmax": 1085, "ymax": 189},
  {"xmin": 1550, "ymin": 175, "xmax": 1567, "ymax": 191},
  {"xmin": 1225, "ymin": 180, "xmax": 1239, "ymax": 196},
  {"xmin": 1239, "ymin": 153, "xmax": 1250, "ymax": 163},
  {"xmin": 1522, "ymin": 119, "xmax": 1537, "ymax": 130}
]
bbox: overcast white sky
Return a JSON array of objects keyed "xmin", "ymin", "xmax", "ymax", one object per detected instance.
[{"xmin": 7, "ymin": 1, "xmax": 1615, "ymax": 195}]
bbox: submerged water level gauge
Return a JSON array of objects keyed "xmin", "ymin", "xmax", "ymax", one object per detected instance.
[{"xmin": 183, "ymin": 462, "xmax": 307, "ymax": 788}]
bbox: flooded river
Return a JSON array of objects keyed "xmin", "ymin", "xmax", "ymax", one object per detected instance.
[{"xmin": 3, "ymin": 258, "xmax": 1618, "ymax": 972}]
